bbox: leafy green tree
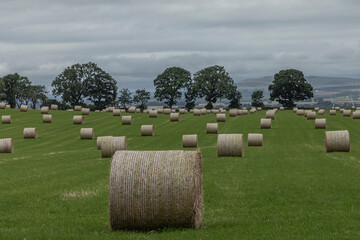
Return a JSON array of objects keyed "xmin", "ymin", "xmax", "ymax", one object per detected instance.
[
  {"xmin": 118, "ymin": 88, "xmax": 133, "ymax": 109},
  {"xmin": 133, "ymin": 89, "xmax": 151, "ymax": 111},
  {"xmin": 154, "ymin": 67, "xmax": 191, "ymax": 108},
  {"xmin": 193, "ymin": 65, "xmax": 236, "ymax": 109},
  {"xmin": 28, "ymin": 85, "xmax": 48, "ymax": 109},
  {"xmin": 184, "ymin": 82, "xmax": 198, "ymax": 110},
  {"xmin": 0, "ymin": 73, "xmax": 30, "ymax": 108},
  {"xmin": 227, "ymin": 86, "xmax": 242, "ymax": 108},
  {"xmin": 251, "ymin": 90, "xmax": 264, "ymax": 108},
  {"xmin": 268, "ymin": 69, "xmax": 313, "ymax": 108}
]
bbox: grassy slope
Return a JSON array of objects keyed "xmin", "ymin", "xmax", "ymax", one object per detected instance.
[{"xmin": 0, "ymin": 109, "xmax": 359, "ymax": 239}]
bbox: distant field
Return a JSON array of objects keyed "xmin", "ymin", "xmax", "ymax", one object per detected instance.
[{"xmin": 1, "ymin": 109, "xmax": 360, "ymax": 239}]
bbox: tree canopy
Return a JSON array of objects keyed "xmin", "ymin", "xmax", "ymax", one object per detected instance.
[
  {"xmin": 268, "ymin": 69, "xmax": 313, "ymax": 108},
  {"xmin": 0, "ymin": 73, "xmax": 31, "ymax": 108},
  {"xmin": 251, "ymin": 90, "xmax": 264, "ymax": 108},
  {"xmin": 118, "ymin": 88, "xmax": 133, "ymax": 109},
  {"xmin": 227, "ymin": 86, "xmax": 242, "ymax": 109},
  {"xmin": 133, "ymin": 89, "xmax": 151, "ymax": 111}
]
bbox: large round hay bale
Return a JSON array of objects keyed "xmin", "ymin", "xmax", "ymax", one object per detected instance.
[
  {"xmin": 97, "ymin": 136, "xmax": 113, "ymax": 150},
  {"xmin": 128, "ymin": 106, "xmax": 136, "ymax": 113},
  {"xmin": 242, "ymin": 109, "xmax": 248, "ymax": 115},
  {"xmin": 6, "ymin": 104, "xmax": 11, "ymax": 109},
  {"xmin": 260, "ymin": 118, "xmax": 271, "ymax": 129},
  {"xmin": 193, "ymin": 109, "xmax": 201, "ymax": 116},
  {"xmin": 101, "ymin": 136, "xmax": 127, "ymax": 158},
  {"xmin": 24, "ymin": 128, "xmax": 37, "ymax": 139},
  {"xmin": 324, "ymin": 130, "xmax": 350, "ymax": 152},
  {"xmin": 141, "ymin": 125, "xmax": 154, "ymax": 136},
  {"xmin": 73, "ymin": 115, "xmax": 84, "ymax": 124},
  {"xmin": 113, "ymin": 109, "xmax": 121, "ymax": 116},
  {"xmin": 314, "ymin": 107, "xmax": 319, "ymax": 112},
  {"xmin": 163, "ymin": 108, "xmax": 172, "ymax": 114},
  {"xmin": 343, "ymin": 110, "xmax": 351, "ymax": 117},
  {"xmin": 149, "ymin": 110, "xmax": 158, "ymax": 118},
  {"xmin": 157, "ymin": 108, "xmax": 164, "ymax": 114},
  {"xmin": 216, "ymin": 113, "xmax": 226, "ymax": 122},
  {"xmin": 40, "ymin": 106, "xmax": 49, "ymax": 114},
  {"xmin": 0, "ymin": 102, "xmax": 6, "ymax": 109},
  {"xmin": 317, "ymin": 109, "xmax": 325, "ymax": 115},
  {"xmin": 340, "ymin": 108, "xmax": 345, "ymax": 113},
  {"xmin": 82, "ymin": 108, "xmax": 90, "ymax": 115},
  {"xmin": 237, "ymin": 109, "xmax": 243, "ymax": 116},
  {"xmin": 335, "ymin": 107, "xmax": 340, "ymax": 111},
  {"xmin": 293, "ymin": 107, "xmax": 298, "ymax": 113},
  {"xmin": 182, "ymin": 134, "xmax": 198, "ymax": 148},
  {"xmin": 2, "ymin": 115, "xmax": 12, "ymax": 124},
  {"xmin": 109, "ymin": 150, "xmax": 203, "ymax": 230},
  {"xmin": 329, "ymin": 110, "xmax": 336, "ymax": 115},
  {"xmin": 200, "ymin": 108, "xmax": 207, "ymax": 115},
  {"xmin": 108, "ymin": 107, "xmax": 115, "ymax": 112},
  {"xmin": 250, "ymin": 109, "xmax": 256, "ymax": 114},
  {"xmin": 206, "ymin": 123, "xmax": 218, "ymax": 134},
  {"xmin": 122, "ymin": 116, "xmax": 132, "ymax": 125},
  {"xmin": 248, "ymin": 133, "xmax": 263, "ymax": 146},
  {"xmin": 307, "ymin": 111, "xmax": 316, "ymax": 120},
  {"xmin": 42, "ymin": 114, "xmax": 52, "ymax": 123},
  {"xmin": 229, "ymin": 109, "xmax": 237, "ymax": 117},
  {"xmin": 179, "ymin": 109, "xmax": 187, "ymax": 114},
  {"xmin": 353, "ymin": 111, "xmax": 360, "ymax": 119},
  {"xmin": 50, "ymin": 104, "xmax": 58, "ymax": 110},
  {"xmin": 217, "ymin": 134, "xmax": 244, "ymax": 157},
  {"xmin": 296, "ymin": 109, "xmax": 304, "ymax": 116},
  {"xmin": 74, "ymin": 105, "xmax": 82, "ymax": 111},
  {"xmin": 266, "ymin": 110, "xmax": 275, "ymax": 119},
  {"xmin": 80, "ymin": 128, "xmax": 94, "ymax": 139},
  {"xmin": 170, "ymin": 113, "xmax": 180, "ymax": 121},
  {"xmin": 315, "ymin": 119, "xmax": 326, "ymax": 129},
  {"xmin": 20, "ymin": 105, "xmax": 28, "ymax": 112},
  {"xmin": 0, "ymin": 138, "xmax": 13, "ymax": 153}
]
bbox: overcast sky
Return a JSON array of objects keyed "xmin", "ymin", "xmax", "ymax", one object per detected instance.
[{"xmin": 1, "ymin": 0, "xmax": 360, "ymax": 91}]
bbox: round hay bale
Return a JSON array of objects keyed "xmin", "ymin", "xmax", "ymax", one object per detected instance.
[
  {"xmin": 0, "ymin": 138, "xmax": 13, "ymax": 153},
  {"xmin": 136, "ymin": 109, "xmax": 141, "ymax": 113},
  {"xmin": 220, "ymin": 109, "xmax": 226, "ymax": 113},
  {"xmin": 293, "ymin": 107, "xmax": 298, "ymax": 113},
  {"xmin": 0, "ymin": 102, "xmax": 6, "ymax": 109},
  {"xmin": 229, "ymin": 109, "xmax": 237, "ymax": 117},
  {"xmin": 42, "ymin": 114, "xmax": 52, "ymax": 123},
  {"xmin": 149, "ymin": 110, "xmax": 158, "ymax": 118},
  {"xmin": 157, "ymin": 108, "xmax": 164, "ymax": 114},
  {"xmin": 324, "ymin": 130, "xmax": 350, "ymax": 152},
  {"xmin": 170, "ymin": 113, "xmax": 180, "ymax": 121},
  {"xmin": 257, "ymin": 107, "xmax": 262, "ymax": 111},
  {"xmin": 201, "ymin": 108, "xmax": 207, "ymax": 115},
  {"xmin": 172, "ymin": 109, "xmax": 177, "ymax": 113},
  {"xmin": 182, "ymin": 134, "xmax": 198, "ymax": 148},
  {"xmin": 80, "ymin": 128, "xmax": 94, "ymax": 139},
  {"xmin": 128, "ymin": 106, "xmax": 136, "ymax": 113},
  {"xmin": 314, "ymin": 107, "xmax": 319, "ymax": 112},
  {"xmin": 74, "ymin": 105, "xmax": 82, "ymax": 111},
  {"xmin": 296, "ymin": 109, "xmax": 304, "ymax": 116},
  {"xmin": 335, "ymin": 107, "xmax": 340, "ymax": 111},
  {"xmin": 247, "ymin": 133, "xmax": 263, "ymax": 146},
  {"xmin": 189, "ymin": 109, "xmax": 194, "ymax": 113},
  {"xmin": 23, "ymin": 128, "xmax": 37, "ymax": 139},
  {"xmin": 97, "ymin": 136, "xmax": 113, "ymax": 150},
  {"xmin": 266, "ymin": 110, "xmax": 275, "ymax": 119},
  {"xmin": 315, "ymin": 119, "xmax": 326, "ymax": 129},
  {"xmin": 237, "ymin": 109, "xmax": 243, "ymax": 116},
  {"xmin": 250, "ymin": 109, "xmax": 256, "ymax": 114},
  {"xmin": 163, "ymin": 108, "xmax": 172, "ymax": 114},
  {"xmin": 279, "ymin": 107, "xmax": 284, "ymax": 110},
  {"xmin": 73, "ymin": 115, "xmax": 84, "ymax": 124},
  {"xmin": 211, "ymin": 109, "xmax": 219, "ymax": 114},
  {"xmin": 109, "ymin": 150, "xmax": 203, "ymax": 230},
  {"xmin": 340, "ymin": 108, "xmax": 345, "ymax": 113},
  {"xmin": 113, "ymin": 109, "xmax": 121, "ymax": 116},
  {"xmin": 120, "ymin": 109, "xmax": 126, "ymax": 113},
  {"xmin": 141, "ymin": 125, "xmax": 154, "ymax": 136},
  {"xmin": 307, "ymin": 111, "xmax": 316, "ymax": 120},
  {"xmin": 101, "ymin": 136, "xmax": 127, "ymax": 158},
  {"xmin": 317, "ymin": 109, "xmax": 325, "ymax": 115},
  {"xmin": 107, "ymin": 107, "xmax": 115, "ymax": 112},
  {"xmin": 6, "ymin": 104, "xmax": 11, "ymax": 109},
  {"xmin": 217, "ymin": 134, "xmax": 244, "ymax": 157},
  {"xmin": 143, "ymin": 109, "xmax": 149, "ymax": 113},
  {"xmin": 353, "ymin": 111, "xmax": 360, "ymax": 119},
  {"xmin": 82, "ymin": 108, "xmax": 90, "ymax": 115},
  {"xmin": 20, "ymin": 105, "xmax": 28, "ymax": 112},
  {"xmin": 216, "ymin": 113, "xmax": 226, "ymax": 122},
  {"xmin": 356, "ymin": 107, "xmax": 360, "ymax": 110},
  {"xmin": 329, "ymin": 110, "xmax": 336, "ymax": 115},
  {"xmin": 260, "ymin": 118, "xmax": 272, "ymax": 129},
  {"xmin": 67, "ymin": 109, "xmax": 74, "ymax": 112},
  {"xmin": 206, "ymin": 123, "xmax": 218, "ymax": 134},
  {"xmin": 242, "ymin": 109, "xmax": 248, "ymax": 115},
  {"xmin": 95, "ymin": 110, "xmax": 100, "ymax": 112},
  {"xmin": 2, "ymin": 115, "xmax": 12, "ymax": 124},
  {"xmin": 122, "ymin": 116, "xmax": 132, "ymax": 125},
  {"xmin": 179, "ymin": 109, "xmax": 187, "ymax": 114},
  {"xmin": 50, "ymin": 104, "xmax": 58, "ymax": 110},
  {"xmin": 343, "ymin": 110, "xmax": 351, "ymax": 117},
  {"xmin": 40, "ymin": 106, "xmax": 49, "ymax": 114},
  {"xmin": 193, "ymin": 109, "xmax": 201, "ymax": 116}
]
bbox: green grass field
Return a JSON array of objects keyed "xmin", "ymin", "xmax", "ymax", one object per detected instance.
[{"xmin": 1, "ymin": 109, "xmax": 360, "ymax": 239}]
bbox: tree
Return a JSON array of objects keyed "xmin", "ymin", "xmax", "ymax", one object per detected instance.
[
  {"xmin": 268, "ymin": 69, "xmax": 313, "ymax": 108},
  {"xmin": 133, "ymin": 89, "xmax": 151, "ymax": 111},
  {"xmin": 251, "ymin": 90, "xmax": 264, "ymax": 108},
  {"xmin": 118, "ymin": 88, "xmax": 133, "ymax": 109},
  {"xmin": 0, "ymin": 73, "xmax": 30, "ymax": 108},
  {"xmin": 227, "ymin": 86, "xmax": 242, "ymax": 108},
  {"xmin": 28, "ymin": 85, "xmax": 48, "ymax": 109},
  {"xmin": 154, "ymin": 67, "xmax": 191, "ymax": 108},
  {"xmin": 184, "ymin": 82, "xmax": 198, "ymax": 110},
  {"xmin": 193, "ymin": 65, "xmax": 236, "ymax": 109}
]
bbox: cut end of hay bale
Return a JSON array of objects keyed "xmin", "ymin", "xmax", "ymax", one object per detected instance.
[
  {"xmin": 182, "ymin": 134, "xmax": 198, "ymax": 148},
  {"xmin": 217, "ymin": 134, "xmax": 244, "ymax": 157},
  {"xmin": 324, "ymin": 130, "xmax": 350, "ymax": 153}
]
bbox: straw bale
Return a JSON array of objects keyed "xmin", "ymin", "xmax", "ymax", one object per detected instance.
[
  {"xmin": 141, "ymin": 125, "xmax": 154, "ymax": 136},
  {"xmin": 122, "ymin": 116, "xmax": 132, "ymax": 125},
  {"xmin": 296, "ymin": 109, "xmax": 304, "ymax": 115},
  {"xmin": 317, "ymin": 109, "xmax": 325, "ymax": 115},
  {"xmin": 353, "ymin": 111, "xmax": 360, "ymax": 119},
  {"xmin": 314, "ymin": 107, "xmax": 319, "ymax": 111},
  {"xmin": 6, "ymin": 105, "xmax": 11, "ymax": 109},
  {"xmin": 113, "ymin": 109, "xmax": 121, "ymax": 116},
  {"xmin": 0, "ymin": 138, "xmax": 13, "ymax": 153},
  {"xmin": 260, "ymin": 118, "xmax": 271, "ymax": 129},
  {"xmin": 343, "ymin": 110, "xmax": 351, "ymax": 117},
  {"xmin": 40, "ymin": 106, "xmax": 49, "ymax": 114},
  {"xmin": 335, "ymin": 107, "xmax": 340, "ymax": 110},
  {"xmin": 136, "ymin": 109, "xmax": 141, "ymax": 113},
  {"xmin": 157, "ymin": 108, "xmax": 164, "ymax": 114},
  {"xmin": 247, "ymin": 133, "xmax": 263, "ymax": 146},
  {"xmin": 80, "ymin": 128, "xmax": 94, "ymax": 139},
  {"xmin": 42, "ymin": 114, "xmax": 52, "ymax": 123},
  {"xmin": 97, "ymin": 136, "xmax": 113, "ymax": 150},
  {"xmin": 280, "ymin": 107, "xmax": 284, "ymax": 110},
  {"xmin": 217, "ymin": 134, "xmax": 244, "ymax": 157},
  {"xmin": 82, "ymin": 108, "xmax": 90, "ymax": 115},
  {"xmin": 128, "ymin": 106, "xmax": 136, "ymax": 113},
  {"xmin": 67, "ymin": 109, "xmax": 74, "ymax": 112},
  {"xmin": 229, "ymin": 109, "xmax": 237, "ymax": 117},
  {"xmin": 324, "ymin": 130, "xmax": 350, "ymax": 152},
  {"xmin": 73, "ymin": 115, "xmax": 84, "ymax": 124},
  {"xmin": 50, "ymin": 104, "xmax": 58, "ymax": 110},
  {"xmin": 164, "ymin": 108, "xmax": 172, "ymax": 114},
  {"xmin": 120, "ymin": 109, "xmax": 126, "ymax": 113},
  {"xmin": 101, "ymin": 136, "xmax": 127, "ymax": 158},
  {"xmin": 340, "ymin": 108, "xmax": 345, "ymax": 113},
  {"xmin": 237, "ymin": 109, "xmax": 243, "ymax": 116},
  {"xmin": 95, "ymin": 110, "xmax": 100, "ymax": 112},
  {"xmin": 23, "ymin": 128, "xmax": 37, "ymax": 139},
  {"xmin": 109, "ymin": 150, "xmax": 203, "ymax": 230},
  {"xmin": 266, "ymin": 110, "xmax": 275, "ymax": 119},
  {"xmin": 242, "ymin": 110, "xmax": 248, "ymax": 115},
  {"xmin": 206, "ymin": 123, "xmax": 218, "ymax": 133},
  {"xmin": 216, "ymin": 113, "xmax": 226, "ymax": 122},
  {"xmin": 170, "ymin": 113, "xmax": 180, "ymax": 121},
  {"xmin": 189, "ymin": 109, "xmax": 194, "ymax": 113},
  {"xmin": 108, "ymin": 107, "xmax": 115, "ymax": 112},
  {"xmin": 149, "ymin": 110, "xmax": 158, "ymax": 118},
  {"xmin": 193, "ymin": 109, "xmax": 201, "ymax": 116},
  {"xmin": 74, "ymin": 105, "xmax": 82, "ymax": 111},
  {"xmin": 179, "ymin": 109, "xmax": 187, "ymax": 114},
  {"xmin": 315, "ymin": 119, "xmax": 326, "ymax": 129},
  {"xmin": 211, "ymin": 109, "xmax": 219, "ymax": 114},
  {"xmin": 250, "ymin": 109, "xmax": 256, "ymax": 114},
  {"xmin": 2, "ymin": 115, "xmax": 12, "ymax": 124},
  {"xmin": 182, "ymin": 134, "xmax": 198, "ymax": 148},
  {"xmin": 0, "ymin": 102, "xmax": 6, "ymax": 109},
  {"xmin": 293, "ymin": 107, "xmax": 298, "ymax": 112},
  {"xmin": 329, "ymin": 110, "xmax": 336, "ymax": 115},
  {"xmin": 20, "ymin": 105, "xmax": 28, "ymax": 112},
  {"xmin": 257, "ymin": 107, "xmax": 262, "ymax": 111},
  {"xmin": 201, "ymin": 108, "xmax": 207, "ymax": 115},
  {"xmin": 307, "ymin": 111, "xmax": 316, "ymax": 120},
  {"xmin": 143, "ymin": 109, "xmax": 149, "ymax": 113}
]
